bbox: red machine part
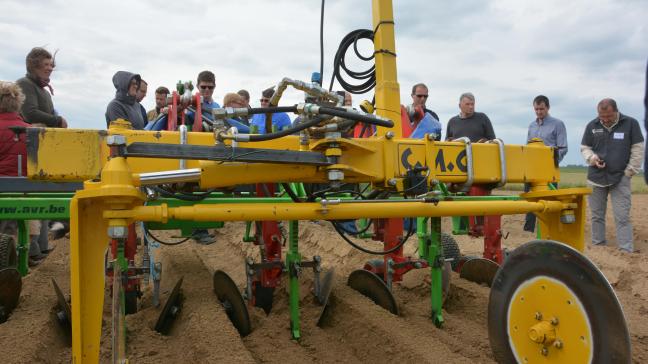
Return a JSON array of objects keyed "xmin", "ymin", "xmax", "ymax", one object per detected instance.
[
  {"xmin": 466, "ymin": 186, "xmax": 503, "ymax": 264},
  {"xmin": 358, "ymin": 108, "xmax": 428, "ymax": 282},
  {"xmin": 167, "ymin": 92, "xmax": 179, "ymax": 131},
  {"xmin": 367, "ymin": 218, "xmax": 427, "ymax": 283},
  {"xmin": 108, "ymin": 224, "xmax": 140, "ymax": 302},
  {"xmin": 192, "ymin": 92, "xmax": 203, "ymax": 132},
  {"xmin": 247, "ymin": 184, "xmax": 283, "ymax": 308}
]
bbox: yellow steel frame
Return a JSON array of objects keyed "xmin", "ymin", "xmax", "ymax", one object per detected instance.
[{"xmin": 24, "ymin": 1, "xmax": 589, "ymax": 362}]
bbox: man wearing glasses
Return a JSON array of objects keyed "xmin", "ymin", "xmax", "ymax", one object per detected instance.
[
  {"xmin": 188, "ymin": 70, "xmax": 220, "ymax": 245},
  {"xmin": 250, "ymin": 87, "xmax": 292, "ymax": 134},
  {"xmin": 187, "ymin": 70, "xmax": 221, "ymax": 132},
  {"xmin": 411, "ymin": 83, "xmax": 439, "ymax": 121}
]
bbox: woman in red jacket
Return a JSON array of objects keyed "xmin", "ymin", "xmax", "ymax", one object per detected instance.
[
  {"xmin": 0, "ymin": 81, "xmax": 50, "ymax": 266},
  {"xmin": 0, "ymin": 81, "xmax": 31, "ymax": 176}
]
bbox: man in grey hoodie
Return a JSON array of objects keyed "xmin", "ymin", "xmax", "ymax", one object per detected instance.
[{"xmin": 105, "ymin": 71, "xmax": 146, "ymax": 130}]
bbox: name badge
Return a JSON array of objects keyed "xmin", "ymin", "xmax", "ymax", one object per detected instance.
[{"xmin": 614, "ymin": 132, "xmax": 624, "ymax": 140}]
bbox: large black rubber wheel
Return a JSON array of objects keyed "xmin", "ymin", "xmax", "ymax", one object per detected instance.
[
  {"xmin": 0, "ymin": 233, "xmax": 18, "ymax": 269},
  {"xmin": 488, "ymin": 240, "xmax": 630, "ymax": 363},
  {"xmin": 440, "ymin": 233, "xmax": 460, "ymax": 271}
]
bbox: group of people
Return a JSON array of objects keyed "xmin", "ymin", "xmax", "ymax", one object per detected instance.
[
  {"xmin": 1, "ymin": 46, "xmax": 646, "ymax": 257},
  {"xmin": 104, "ymin": 69, "xmax": 297, "ymax": 136},
  {"xmin": 408, "ymin": 83, "xmax": 644, "ymax": 253},
  {"xmin": 0, "ymin": 47, "xmax": 68, "ymax": 266}
]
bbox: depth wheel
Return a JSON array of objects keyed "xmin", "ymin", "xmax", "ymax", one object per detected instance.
[
  {"xmin": 0, "ymin": 268, "xmax": 21, "ymax": 323},
  {"xmin": 0, "ymin": 234, "xmax": 17, "ymax": 269},
  {"xmin": 441, "ymin": 233, "xmax": 460, "ymax": 271},
  {"xmin": 488, "ymin": 240, "xmax": 630, "ymax": 363},
  {"xmin": 347, "ymin": 269, "xmax": 398, "ymax": 315},
  {"xmin": 213, "ymin": 270, "xmax": 251, "ymax": 337}
]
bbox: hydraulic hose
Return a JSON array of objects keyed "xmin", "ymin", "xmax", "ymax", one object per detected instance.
[
  {"xmin": 318, "ymin": 106, "xmax": 393, "ymax": 128},
  {"xmin": 243, "ymin": 115, "xmax": 328, "ymax": 142}
]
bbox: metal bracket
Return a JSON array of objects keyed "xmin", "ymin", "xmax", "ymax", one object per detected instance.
[
  {"xmin": 489, "ymin": 138, "xmax": 507, "ymax": 187},
  {"xmin": 454, "ymin": 137, "xmax": 474, "ymax": 192}
]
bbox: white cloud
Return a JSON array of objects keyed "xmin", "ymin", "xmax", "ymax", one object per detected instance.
[{"xmin": 1, "ymin": 0, "xmax": 646, "ymax": 166}]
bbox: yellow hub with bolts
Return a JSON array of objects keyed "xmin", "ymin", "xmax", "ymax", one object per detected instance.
[{"xmin": 507, "ymin": 276, "xmax": 593, "ymax": 363}]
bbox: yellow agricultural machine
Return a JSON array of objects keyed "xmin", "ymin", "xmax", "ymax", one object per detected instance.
[{"xmin": 17, "ymin": 0, "xmax": 630, "ymax": 363}]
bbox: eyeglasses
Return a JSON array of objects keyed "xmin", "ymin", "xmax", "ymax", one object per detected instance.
[
  {"xmin": 260, "ymin": 98, "xmax": 270, "ymax": 103},
  {"xmin": 199, "ymin": 85, "xmax": 215, "ymax": 90},
  {"xmin": 415, "ymin": 94, "xmax": 428, "ymax": 98}
]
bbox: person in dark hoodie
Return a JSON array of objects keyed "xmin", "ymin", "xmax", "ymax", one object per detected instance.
[{"xmin": 105, "ymin": 71, "xmax": 146, "ymax": 130}]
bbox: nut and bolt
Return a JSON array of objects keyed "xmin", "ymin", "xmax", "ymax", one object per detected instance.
[
  {"xmin": 385, "ymin": 131, "xmax": 395, "ymax": 139},
  {"xmin": 388, "ymin": 178, "xmax": 398, "ymax": 186},
  {"xmin": 107, "ymin": 226, "xmax": 127, "ymax": 239},
  {"xmin": 541, "ymin": 347, "xmax": 548, "ymax": 356},
  {"xmin": 328, "ymin": 170, "xmax": 344, "ymax": 181},
  {"xmin": 106, "ymin": 135, "xmax": 127, "ymax": 146},
  {"xmin": 553, "ymin": 340, "xmax": 563, "ymax": 349},
  {"xmin": 535, "ymin": 312, "xmax": 543, "ymax": 321},
  {"xmin": 550, "ymin": 317, "xmax": 559, "ymax": 326}
]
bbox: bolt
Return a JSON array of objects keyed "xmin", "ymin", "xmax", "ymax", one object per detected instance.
[
  {"xmin": 328, "ymin": 169, "xmax": 344, "ymax": 181},
  {"xmin": 553, "ymin": 340, "xmax": 563, "ymax": 349},
  {"xmin": 107, "ymin": 226, "xmax": 127, "ymax": 239},
  {"xmin": 535, "ymin": 312, "xmax": 543, "ymax": 321},
  {"xmin": 541, "ymin": 347, "xmax": 548, "ymax": 356},
  {"xmin": 106, "ymin": 135, "xmax": 127, "ymax": 146},
  {"xmin": 427, "ymin": 134, "xmax": 435, "ymax": 141},
  {"xmin": 550, "ymin": 317, "xmax": 559, "ymax": 326},
  {"xmin": 413, "ymin": 262, "xmax": 422, "ymax": 269},
  {"xmin": 385, "ymin": 131, "xmax": 395, "ymax": 139},
  {"xmin": 388, "ymin": 178, "xmax": 398, "ymax": 186}
]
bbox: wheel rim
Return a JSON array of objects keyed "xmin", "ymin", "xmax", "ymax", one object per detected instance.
[{"xmin": 507, "ymin": 275, "xmax": 593, "ymax": 363}]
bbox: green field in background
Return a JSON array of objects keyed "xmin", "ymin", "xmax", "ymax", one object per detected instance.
[{"xmin": 502, "ymin": 166, "xmax": 648, "ymax": 193}]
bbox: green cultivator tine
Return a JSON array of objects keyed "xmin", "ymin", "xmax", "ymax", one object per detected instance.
[
  {"xmin": 287, "ymin": 220, "xmax": 301, "ymax": 340},
  {"xmin": 17, "ymin": 220, "xmax": 29, "ymax": 276},
  {"xmin": 417, "ymin": 217, "xmax": 444, "ymax": 327}
]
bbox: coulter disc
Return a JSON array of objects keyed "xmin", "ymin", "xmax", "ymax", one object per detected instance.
[
  {"xmin": 212, "ymin": 270, "xmax": 251, "ymax": 337},
  {"xmin": 0, "ymin": 268, "xmax": 21, "ymax": 323},
  {"xmin": 51, "ymin": 278, "xmax": 71, "ymax": 329},
  {"xmin": 316, "ymin": 268, "xmax": 336, "ymax": 327},
  {"xmin": 459, "ymin": 257, "xmax": 499, "ymax": 287},
  {"xmin": 154, "ymin": 277, "xmax": 184, "ymax": 335},
  {"xmin": 347, "ymin": 269, "xmax": 398, "ymax": 315},
  {"xmin": 488, "ymin": 240, "xmax": 630, "ymax": 363}
]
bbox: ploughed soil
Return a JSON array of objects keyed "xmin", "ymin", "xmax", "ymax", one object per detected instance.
[{"xmin": 2, "ymin": 194, "xmax": 648, "ymax": 363}]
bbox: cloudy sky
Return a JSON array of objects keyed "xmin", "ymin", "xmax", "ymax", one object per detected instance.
[{"xmin": 1, "ymin": 0, "xmax": 646, "ymax": 165}]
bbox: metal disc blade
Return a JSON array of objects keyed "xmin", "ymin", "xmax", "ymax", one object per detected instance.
[
  {"xmin": 51, "ymin": 278, "xmax": 71, "ymax": 346},
  {"xmin": 347, "ymin": 269, "xmax": 398, "ymax": 315},
  {"xmin": 0, "ymin": 268, "xmax": 21, "ymax": 322},
  {"xmin": 488, "ymin": 240, "xmax": 630, "ymax": 363},
  {"xmin": 212, "ymin": 270, "xmax": 251, "ymax": 337},
  {"xmin": 316, "ymin": 268, "xmax": 336, "ymax": 327},
  {"xmin": 155, "ymin": 277, "xmax": 184, "ymax": 335},
  {"xmin": 459, "ymin": 257, "xmax": 499, "ymax": 287}
]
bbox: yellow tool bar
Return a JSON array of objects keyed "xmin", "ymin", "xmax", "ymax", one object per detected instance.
[{"xmin": 103, "ymin": 199, "xmax": 571, "ymax": 222}]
